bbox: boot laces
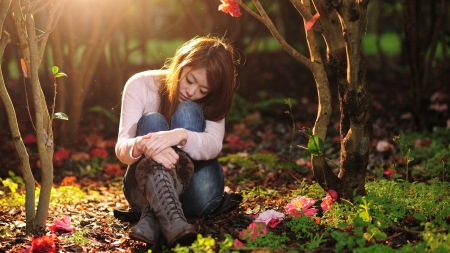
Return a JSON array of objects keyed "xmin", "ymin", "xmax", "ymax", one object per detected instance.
[{"xmin": 156, "ymin": 171, "xmax": 185, "ymax": 222}]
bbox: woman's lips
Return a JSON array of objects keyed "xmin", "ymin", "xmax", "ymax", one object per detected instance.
[{"xmin": 180, "ymin": 94, "xmax": 189, "ymax": 101}]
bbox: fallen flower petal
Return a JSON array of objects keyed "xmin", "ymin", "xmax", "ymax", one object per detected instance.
[
  {"xmin": 267, "ymin": 218, "xmax": 282, "ymax": 228},
  {"xmin": 49, "ymin": 216, "xmax": 76, "ymax": 232},
  {"xmin": 305, "ymin": 13, "xmax": 320, "ymax": 30},
  {"xmin": 254, "ymin": 209, "xmax": 284, "ymax": 228}
]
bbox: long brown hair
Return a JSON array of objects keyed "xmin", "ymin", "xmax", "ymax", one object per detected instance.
[{"xmin": 159, "ymin": 36, "xmax": 238, "ymax": 122}]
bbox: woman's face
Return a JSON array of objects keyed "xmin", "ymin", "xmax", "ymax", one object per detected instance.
[{"xmin": 178, "ymin": 66, "xmax": 210, "ymax": 102}]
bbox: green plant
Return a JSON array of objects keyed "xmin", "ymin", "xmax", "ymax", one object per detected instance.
[
  {"xmin": 285, "ymin": 215, "xmax": 320, "ymax": 240},
  {"xmin": 331, "ymin": 217, "xmax": 368, "ymax": 251},
  {"xmin": 397, "ymin": 129, "xmax": 450, "ymax": 179},
  {"xmin": 246, "ymin": 231, "xmax": 289, "ymax": 249},
  {"xmin": 1, "ymin": 171, "xmax": 24, "ymax": 194},
  {"xmin": 298, "ymin": 228, "xmax": 330, "ymax": 252},
  {"xmin": 393, "ymin": 132, "xmax": 414, "ymax": 183},
  {"xmin": 61, "ymin": 229, "xmax": 90, "ymax": 246},
  {"xmin": 219, "ymin": 153, "xmax": 279, "ymax": 171}
]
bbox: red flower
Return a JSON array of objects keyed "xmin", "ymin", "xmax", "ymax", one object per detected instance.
[
  {"xmin": 225, "ymin": 135, "xmax": 246, "ymax": 151},
  {"xmin": 90, "ymin": 148, "xmax": 108, "ymax": 159},
  {"xmin": 22, "ymin": 234, "xmax": 59, "ymax": 253},
  {"xmin": 383, "ymin": 167, "xmax": 396, "ymax": 178},
  {"xmin": 23, "ymin": 134, "xmax": 37, "ymax": 145},
  {"xmin": 53, "ymin": 149, "xmax": 70, "ymax": 166},
  {"xmin": 218, "ymin": 0, "xmax": 242, "ymax": 17}
]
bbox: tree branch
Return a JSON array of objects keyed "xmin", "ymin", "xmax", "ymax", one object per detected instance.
[
  {"xmin": 32, "ymin": 0, "xmax": 56, "ymax": 14},
  {"xmin": 0, "ymin": 30, "xmax": 36, "ymax": 230},
  {"xmin": 240, "ymin": 0, "xmax": 312, "ymax": 69},
  {"xmin": 0, "ymin": 0, "xmax": 12, "ymax": 39},
  {"xmin": 24, "ymin": 0, "xmax": 54, "ymax": 231},
  {"xmin": 37, "ymin": 0, "xmax": 65, "ymax": 65}
]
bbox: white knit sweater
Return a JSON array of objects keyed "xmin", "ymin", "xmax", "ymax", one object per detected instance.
[{"xmin": 115, "ymin": 70, "xmax": 225, "ymax": 165}]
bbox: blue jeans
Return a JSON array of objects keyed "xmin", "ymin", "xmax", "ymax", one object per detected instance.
[{"xmin": 123, "ymin": 101, "xmax": 224, "ymax": 218}]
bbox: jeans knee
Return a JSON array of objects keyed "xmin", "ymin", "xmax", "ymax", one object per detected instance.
[
  {"xmin": 171, "ymin": 101, "xmax": 205, "ymax": 131},
  {"xmin": 137, "ymin": 112, "xmax": 169, "ymax": 135}
]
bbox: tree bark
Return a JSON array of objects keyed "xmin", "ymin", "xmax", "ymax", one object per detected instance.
[
  {"xmin": 237, "ymin": 0, "xmax": 371, "ymax": 200},
  {"xmin": 328, "ymin": 0, "xmax": 371, "ymax": 199},
  {"xmin": 58, "ymin": 0, "xmax": 132, "ymax": 147}
]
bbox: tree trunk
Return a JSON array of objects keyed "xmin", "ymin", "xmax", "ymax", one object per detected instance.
[
  {"xmin": 57, "ymin": 0, "xmax": 132, "ymax": 147},
  {"xmin": 236, "ymin": 0, "xmax": 371, "ymax": 200},
  {"xmin": 7, "ymin": 0, "xmax": 64, "ymax": 233},
  {"xmin": 329, "ymin": 0, "xmax": 371, "ymax": 199}
]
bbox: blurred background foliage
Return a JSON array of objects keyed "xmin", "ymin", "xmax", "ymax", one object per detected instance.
[{"xmin": 0, "ymin": 0, "xmax": 449, "ymax": 148}]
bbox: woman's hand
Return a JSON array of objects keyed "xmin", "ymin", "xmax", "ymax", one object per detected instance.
[
  {"xmin": 151, "ymin": 147, "xmax": 179, "ymax": 169},
  {"xmin": 138, "ymin": 129, "xmax": 187, "ymax": 158}
]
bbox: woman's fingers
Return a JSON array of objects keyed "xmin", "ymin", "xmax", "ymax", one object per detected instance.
[
  {"xmin": 143, "ymin": 135, "xmax": 171, "ymax": 157},
  {"xmin": 150, "ymin": 147, "xmax": 179, "ymax": 169}
]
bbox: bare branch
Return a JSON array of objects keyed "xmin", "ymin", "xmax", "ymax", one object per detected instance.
[
  {"xmin": 244, "ymin": 0, "xmax": 312, "ymax": 69},
  {"xmin": 37, "ymin": 0, "xmax": 65, "ymax": 65},
  {"xmin": 302, "ymin": 0, "xmax": 321, "ymax": 63},
  {"xmin": 0, "ymin": 30, "xmax": 36, "ymax": 231},
  {"xmin": 289, "ymin": 0, "xmax": 312, "ymax": 20},
  {"xmin": 24, "ymin": 0, "xmax": 54, "ymax": 229},
  {"xmin": 0, "ymin": 0, "xmax": 12, "ymax": 39},
  {"xmin": 237, "ymin": 0, "xmax": 264, "ymax": 22},
  {"xmin": 32, "ymin": 0, "xmax": 56, "ymax": 14}
]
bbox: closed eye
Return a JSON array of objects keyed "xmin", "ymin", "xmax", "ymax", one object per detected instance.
[{"xmin": 186, "ymin": 77, "xmax": 193, "ymax": 84}]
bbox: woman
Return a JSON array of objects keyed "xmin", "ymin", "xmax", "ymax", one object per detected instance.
[{"xmin": 115, "ymin": 36, "xmax": 240, "ymax": 247}]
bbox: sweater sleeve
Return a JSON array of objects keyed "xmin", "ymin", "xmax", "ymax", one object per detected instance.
[
  {"xmin": 115, "ymin": 71, "xmax": 159, "ymax": 165},
  {"xmin": 115, "ymin": 71, "xmax": 225, "ymax": 164},
  {"xmin": 179, "ymin": 118, "xmax": 225, "ymax": 160}
]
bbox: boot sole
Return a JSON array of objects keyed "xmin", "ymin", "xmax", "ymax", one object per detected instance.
[
  {"xmin": 129, "ymin": 231, "xmax": 157, "ymax": 245},
  {"xmin": 168, "ymin": 229, "xmax": 197, "ymax": 248}
]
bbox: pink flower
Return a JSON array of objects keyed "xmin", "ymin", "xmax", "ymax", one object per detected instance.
[
  {"xmin": 285, "ymin": 196, "xmax": 318, "ymax": 217},
  {"xmin": 320, "ymin": 195, "xmax": 334, "ymax": 211},
  {"xmin": 48, "ymin": 216, "xmax": 76, "ymax": 232},
  {"xmin": 233, "ymin": 239, "xmax": 244, "ymax": 248},
  {"xmin": 239, "ymin": 222, "xmax": 267, "ymax": 242},
  {"xmin": 90, "ymin": 148, "xmax": 108, "ymax": 159},
  {"xmin": 320, "ymin": 190, "xmax": 338, "ymax": 211},
  {"xmin": 218, "ymin": 0, "xmax": 242, "ymax": 17},
  {"xmin": 327, "ymin": 190, "xmax": 338, "ymax": 202},
  {"xmin": 254, "ymin": 209, "xmax": 285, "ymax": 228}
]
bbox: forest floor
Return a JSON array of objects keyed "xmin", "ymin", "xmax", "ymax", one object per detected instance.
[{"xmin": 1, "ymin": 62, "xmax": 450, "ymax": 252}]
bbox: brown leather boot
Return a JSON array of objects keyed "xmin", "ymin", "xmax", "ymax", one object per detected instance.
[
  {"xmin": 128, "ymin": 205, "xmax": 159, "ymax": 245},
  {"xmin": 136, "ymin": 149, "xmax": 196, "ymax": 248}
]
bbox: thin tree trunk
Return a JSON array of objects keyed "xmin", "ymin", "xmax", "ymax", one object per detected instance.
[{"xmin": 0, "ymin": 21, "xmax": 36, "ymax": 231}]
